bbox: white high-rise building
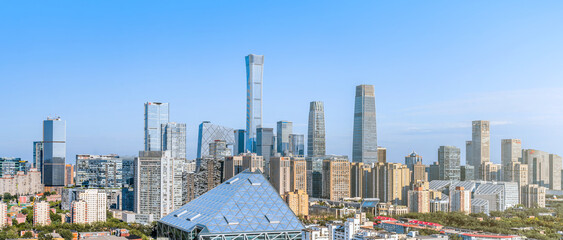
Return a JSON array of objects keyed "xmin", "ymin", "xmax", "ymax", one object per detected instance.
[
  {"xmin": 449, "ymin": 186, "xmax": 471, "ymax": 213},
  {"xmin": 135, "ymin": 150, "xmax": 183, "ymax": 219},
  {"xmin": 34, "ymin": 201, "xmax": 51, "ymax": 226},
  {"xmin": 71, "ymin": 200, "xmax": 87, "ymax": 224},
  {"xmin": 78, "ymin": 189, "xmax": 107, "ymax": 223},
  {"xmin": 245, "ymin": 54, "xmax": 264, "ymax": 153}
]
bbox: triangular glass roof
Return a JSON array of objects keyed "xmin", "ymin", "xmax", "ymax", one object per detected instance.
[{"xmin": 159, "ymin": 170, "xmax": 304, "ymax": 234}]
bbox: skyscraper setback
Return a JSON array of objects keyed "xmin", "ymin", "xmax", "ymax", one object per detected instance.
[
  {"xmin": 144, "ymin": 102, "xmax": 169, "ymax": 151},
  {"xmin": 352, "ymin": 84, "xmax": 378, "ymax": 164},
  {"xmin": 42, "ymin": 117, "xmax": 66, "ymax": 187},
  {"xmin": 245, "ymin": 54, "xmax": 264, "ymax": 153},
  {"xmin": 307, "ymin": 101, "xmax": 326, "ymax": 157}
]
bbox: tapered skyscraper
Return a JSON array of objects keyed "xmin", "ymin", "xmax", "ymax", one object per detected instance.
[
  {"xmin": 352, "ymin": 84, "xmax": 378, "ymax": 164},
  {"xmin": 245, "ymin": 54, "xmax": 264, "ymax": 153},
  {"xmin": 144, "ymin": 102, "xmax": 169, "ymax": 151},
  {"xmin": 307, "ymin": 101, "xmax": 325, "ymax": 157},
  {"xmin": 43, "ymin": 117, "xmax": 66, "ymax": 186}
]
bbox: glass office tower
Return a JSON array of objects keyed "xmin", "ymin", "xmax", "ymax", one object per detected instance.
[
  {"xmin": 276, "ymin": 121, "xmax": 293, "ymax": 156},
  {"xmin": 438, "ymin": 146, "xmax": 461, "ymax": 180},
  {"xmin": 245, "ymin": 54, "xmax": 264, "ymax": 153},
  {"xmin": 33, "ymin": 141, "xmax": 43, "ymax": 169},
  {"xmin": 307, "ymin": 101, "xmax": 326, "ymax": 157},
  {"xmin": 161, "ymin": 122, "xmax": 187, "ymax": 159},
  {"xmin": 256, "ymin": 128, "xmax": 274, "ymax": 171},
  {"xmin": 289, "ymin": 134, "xmax": 305, "ymax": 156},
  {"xmin": 352, "ymin": 84, "xmax": 378, "ymax": 164},
  {"xmin": 144, "ymin": 102, "xmax": 169, "ymax": 151},
  {"xmin": 43, "ymin": 117, "xmax": 66, "ymax": 186},
  {"xmin": 233, "ymin": 129, "xmax": 246, "ymax": 155}
]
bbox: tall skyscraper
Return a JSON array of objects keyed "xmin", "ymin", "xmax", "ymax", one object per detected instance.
[
  {"xmin": 288, "ymin": 134, "xmax": 305, "ymax": 156},
  {"xmin": 246, "ymin": 54, "xmax": 264, "ymax": 153},
  {"xmin": 471, "ymin": 120, "xmax": 490, "ymax": 179},
  {"xmin": 307, "ymin": 101, "xmax": 325, "ymax": 157},
  {"xmin": 196, "ymin": 121, "xmax": 235, "ymax": 166},
  {"xmin": 257, "ymin": 127, "xmax": 275, "ymax": 172},
  {"xmin": 233, "ymin": 129, "xmax": 246, "ymax": 155},
  {"xmin": 501, "ymin": 139, "xmax": 522, "ymax": 182},
  {"xmin": 43, "ymin": 117, "xmax": 66, "ymax": 187},
  {"xmin": 352, "ymin": 85, "xmax": 378, "ymax": 164},
  {"xmin": 276, "ymin": 121, "xmax": 293, "ymax": 156},
  {"xmin": 144, "ymin": 102, "xmax": 169, "ymax": 151},
  {"xmin": 438, "ymin": 146, "xmax": 461, "ymax": 180},
  {"xmin": 161, "ymin": 122, "xmax": 187, "ymax": 159}
]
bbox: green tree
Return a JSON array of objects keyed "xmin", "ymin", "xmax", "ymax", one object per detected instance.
[
  {"xmin": 58, "ymin": 229, "xmax": 73, "ymax": 240},
  {"xmin": 23, "ymin": 231, "xmax": 34, "ymax": 238}
]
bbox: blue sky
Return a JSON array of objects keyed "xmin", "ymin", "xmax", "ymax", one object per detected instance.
[{"xmin": 1, "ymin": 1, "xmax": 563, "ymax": 165}]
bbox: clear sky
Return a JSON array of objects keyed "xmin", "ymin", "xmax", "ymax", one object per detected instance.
[{"xmin": 2, "ymin": 1, "xmax": 563, "ymax": 165}]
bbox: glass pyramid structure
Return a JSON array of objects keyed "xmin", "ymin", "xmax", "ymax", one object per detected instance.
[{"xmin": 158, "ymin": 170, "xmax": 304, "ymax": 240}]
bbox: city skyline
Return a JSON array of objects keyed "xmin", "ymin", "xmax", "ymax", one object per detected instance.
[{"xmin": 2, "ymin": 1, "xmax": 563, "ymax": 165}]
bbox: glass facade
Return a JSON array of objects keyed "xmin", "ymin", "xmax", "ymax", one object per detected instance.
[
  {"xmin": 75, "ymin": 154, "xmax": 134, "ymax": 188},
  {"xmin": 33, "ymin": 141, "xmax": 43, "ymax": 169},
  {"xmin": 196, "ymin": 121, "xmax": 235, "ymax": 166},
  {"xmin": 438, "ymin": 146, "xmax": 461, "ymax": 180},
  {"xmin": 306, "ymin": 157, "xmax": 324, "ymax": 198},
  {"xmin": 307, "ymin": 101, "xmax": 325, "ymax": 157},
  {"xmin": 158, "ymin": 170, "xmax": 304, "ymax": 240},
  {"xmin": 352, "ymin": 85, "xmax": 378, "ymax": 164},
  {"xmin": 43, "ymin": 117, "xmax": 66, "ymax": 186},
  {"xmin": 289, "ymin": 134, "xmax": 305, "ymax": 157},
  {"xmin": 245, "ymin": 54, "xmax": 264, "ymax": 153},
  {"xmin": 0, "ymin": 158, "xmax": 27, "ymax": 177},
  {"xmin": 161, "ymin": 122, "xmax": 187, "ymax": 159},
  {"xmin": 405, "ymin": 151, "xmax": 422, "ymax": 171},
  {"xmin": 256, "ymin": 128, "xmax": 274, "ymax": 172},
  {"xmin": 276, "ymin": 121, "xmax": 292, "ymax": 156},
  {"xmin": 233, "ymin": 129, "xmax": 246, "ymax": 155},
  {"xmin": 144, "ymin": 102, "xmax": 169, "ymax": 151}
]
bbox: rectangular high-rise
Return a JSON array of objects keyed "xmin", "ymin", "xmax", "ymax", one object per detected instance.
[
  {"xmin": 43, "ymin": 117, "xmax": 66, "ymax": 187},
  {"xmin": 322, "ymin": 157, "xmax": 350, "ymax": 201},
  {"xmin": 257, "ymin": 127, "xmax": 274, "ymax": 173},
  {"xmin": 76, "ymin": 154, "xmax": 134, "ymax": 188},
  {"xmin": 161, "ymin": 122, "xmax": 186, "ymax": 159},
  {"xmin": 471, "ymin": 120, "xmax": 490, "ymax": 179},
  {"xmin": 438, "ymin": 146, "xmax": 461, "ymax": 180},
  {"xmin": 233, "ymin": 129, "xmax": 246, "ymax": 155},
  {"xmin": 352, "ymin": 85, "xmax": 378, "ymax": 164},
  {"xmin": 269, "ymin": 157, "xmax": 291, "ymax": 195},
  {"xmin": 33, "ymin": 141, "xmax": 43, "ymax": 169},
  {"xmin": 307, "ymin": 101, "xmax": 326, "ymax": 157},
  {"xmin": 276, "ymin": 121, "xmax": 293, "ymax": 156},
  {"xmin": 501, "ymin": 139, "xmax": 522, "ymax": 182},
  {"xmin": 144, "ymin": 102, "xmax": 169, "ymax": 151},
  {"xmin": 289, "ymin": 134, "xmax": 305, "ymax": 157},
  {"xmin": 245, "ymin": 54, "xmax": 264, "ymax": 153}
]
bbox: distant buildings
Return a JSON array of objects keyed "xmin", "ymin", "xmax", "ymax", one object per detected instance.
[
  {"xmin": 352, "ymin": 84, "xmax": 378, "ymax": 165},
  {"xmin": 246, "ymin": 54, "xmax": 264, "ymax": 153},
  {"xmin": 161, "ymin": 122, "xmax": 187, "ymax": 159},
  {"xmin": 269, "ymin": 157, "xmax": 291, "ymax": 195},
  {"xmin": 405, "ymin": 151, "xmax": 422, "ymax": 172},
  {"xmin": 233, "ymin": 129, "xmax": 246, "ymax": 155},
  {"xmin": 469, "ymin": 120, "xmax": 490, "ymax": 180},
  {"xmin": 522, "ymin": 149, "xmax": 562, "ymax": 190},
  {"xmin": 144, "ymin": 102, "xmax": 169, "ymax": 151},
  {"xmin": 71, "ymin": 200, "xmax": 87, "ymax": 224},
  {"xmin": 224, "ymin": 153, "xmax": 264, "ymax": 181},
  {"xmin": 0, "ymin": 168, "xmax": 43, "ymax": 195},
  {"xmin": 322, "ymin": 156, "xmax": 350, "ymax": 201},
  {"xmin": 289, "ymin": 157, "xmax": 307, "ymax": 192},
  {"xmin": 481, "ymin": 162, "xmax": 501, "ymax": 182},
  {"xmin": 501, "ymin": 139, "xmax": 522, "ymax": 182},
  {"xmin": 64, "ymin": 164, "xmax": 74, "ymax": 186},
  {"xmin": 34, "ymin": 201, "xmax": 51, "ymax": 226},
  {"xmin": 289, "ymin": 134, "xmax": 305, "ymax": 157},
  {"xmin": 438, "ymin": 146, "xmax": 460, "ymax": 180},
  {"xmin": 521, "ymin": 184, "xmax": 546, "ymax": 208},
  {"xmin": 43, "ymin": 117, "xmax": 66, "ymax": 187},
  {"xmin": 277, "ymin": 121, "xmax": 293, "ymax": 156},
  {"xmin": 308, "ymin": 101, "xmax": 326, "ymax": 157},
  {"xmin": 285, "ymin": 189, "xmax": 309, "ymax": 216},
  {"xmin": 76, "ymin": 154, "xmax": 134, "ymax": 188},
  {"xmin": 408, "ymin": 186, "xmax": 430, "ymax": 213},
  {"xmin": 196, "ymin": 121, "xmax": 234, "ymax": 162},
  {"xmin": 0, "ymin": 157, "xmax": 27, "ymax": 177},
  {"xmin": 449, "ymin": 186, "xmax": 471, "ymax": 213},
  {"xmin": 257, "ymin": 127, "xmax": 275, "ymax": 171},
  {"xmin": 209, "ymin": 140, "xmax": 231, "ymax": 160},
  {"xmin": 71, "ymin": 189, "xmax": 107, "ymax": 224}
]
